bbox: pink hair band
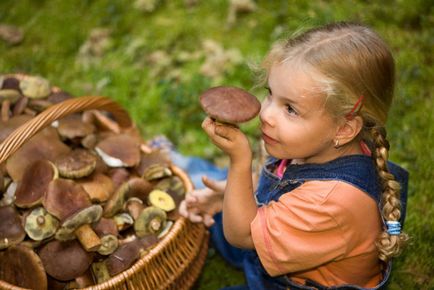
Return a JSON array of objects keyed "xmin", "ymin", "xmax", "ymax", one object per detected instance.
[{"xmin": 345, "ymin": 95, "xmax": 364, "ymax": 119}]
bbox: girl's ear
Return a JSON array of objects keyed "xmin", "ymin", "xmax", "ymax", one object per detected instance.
[{"xmin": 335, "ymin": 116, "xmax": 363, "ymax": 146}]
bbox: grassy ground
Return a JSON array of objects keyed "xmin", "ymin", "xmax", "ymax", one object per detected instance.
[{"xmin": 1, "ymin": 1, "xmax": 433, "ymax": 289}]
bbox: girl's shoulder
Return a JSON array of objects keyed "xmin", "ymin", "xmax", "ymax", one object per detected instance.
[{"xmin": 282, "ymin": 179, "xmax": 374, "ymax": 207}]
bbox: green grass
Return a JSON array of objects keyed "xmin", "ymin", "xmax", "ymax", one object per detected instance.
[{"xmin": 1, "ymin": 0, "xmax": 433, "ymax": 289}]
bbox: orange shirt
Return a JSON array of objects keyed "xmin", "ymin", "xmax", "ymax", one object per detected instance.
[{"xmin": 251, "ymin": 180, "xmax": 383, "ymax": 287}]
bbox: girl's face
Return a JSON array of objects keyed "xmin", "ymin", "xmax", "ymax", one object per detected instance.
[{"xmin": 260, "ymin": 63, "xmax": 341, "ymax": 164}]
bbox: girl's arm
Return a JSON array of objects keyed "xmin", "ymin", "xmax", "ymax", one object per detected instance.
[{"xmin": 202, "ymin": 117, "xmax": 256, "ymax": 248}]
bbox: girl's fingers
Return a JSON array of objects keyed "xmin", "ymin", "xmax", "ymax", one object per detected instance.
[
  {"xmin": 202, "ymin": 176, "xmax": 222, "ymax": 192},
  {"xmin": 185, "ymin": 194, "xmax": 198, "ymax": 204},
  {"xmin": 189, "ymin": 212, "xmax": 204, "ymax": 223},
  {"xmin": 203, "ymin": 214, "xmax": 215, "ymax": 227},
  {"xmin": 178, "ymin": 200, "xmax": 188, "ymax": 218}
]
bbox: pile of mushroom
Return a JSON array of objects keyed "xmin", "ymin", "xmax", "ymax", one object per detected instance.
[{"xmin": 0, "ymin": 74, "xmax": 186, "ymax": 289}]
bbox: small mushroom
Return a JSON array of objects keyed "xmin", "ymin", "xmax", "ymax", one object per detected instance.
[
  {"xmin": 24, "ymin": 206, "xmax": 60, "ymax": 241},
  {"xmin": 147, "ymin": 189, "xmax": 176, "ymax": 212},
  {"xmin": 1, "ymin": 76, "xmax": 20, "ymax": 90},
  {"xmin": 142, "ymin": 163, "xmax": 172, "ymax": 181},
  {"xmin": 134, "ymin": 206, "xmax": 167, "ymax": 237},
  {"xmin": 103, "ymin": 177, "xmax": 153, "ymax": 217},
  {"xmin": 43, "ymin": 179, "xmax": 102, "ymax": 251},
  {"xmin": 95, "ymin": 133, "xmax": 141, "ymax": 167},
  {"xmin": 39, "ymin": 239, "xmax": 94, "ymax": 281},
  {"xmin": 125, "ymin": 197, "xmax": 145, "ymax": 220},
  {"xmin": 199, "ymin": 86, "xmax": 261, "ymax": 124},
  {"xmin": 14, "ymin": 159, "xmax": 58, "ymax": 208},
  {"xmin": 0, "ymin": 205, "xmax": 26, "ymax": 249},
  {"xmin": 47, "ymin": 89, "xmax": 73, "ymax": 104},
  {"xmin": 134, "ymin": 150, "xmax": 171, "ymax": 177},
  {"xmin": 57, "ymin": 114, "xmax": 96, "ymax": 140},
  {"xmin": 19, "ymin": 75, "xmax": 51, "ymax": 99},
  {"xmin": 0, "ymin": 245, "xmax": 47, "ymax": 290},
  {"xmin": 112, "ymin": 212, "xmax": 134, "ymax": 232},
  {"xmin": 92, "ymin": 217, "xmax": 119, "ymax": 255},
  {"xmin": 155, "ymin": 175, "xmax": 186, "ymax": 206},
  {"xmin": 55, "ymin": 149, "xmax": 97, "ymax": 179}
]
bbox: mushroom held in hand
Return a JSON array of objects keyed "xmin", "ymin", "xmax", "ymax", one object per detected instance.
[{"xmin": 199, "ymin": 86, "xmax": 261, "ymax": 124}]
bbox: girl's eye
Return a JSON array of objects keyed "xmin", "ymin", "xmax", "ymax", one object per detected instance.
[{"xmin": 285, "ymin": 104, "xmax": 297, "ymax": 115}]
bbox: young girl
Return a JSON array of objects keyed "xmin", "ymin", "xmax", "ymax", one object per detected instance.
[{"xmin": 179, "ymin": 21, "xmax": 409, "ymax": 289}]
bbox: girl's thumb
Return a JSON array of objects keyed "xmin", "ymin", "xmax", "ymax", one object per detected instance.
[{"xmin": 202, "ymin": 176, "xmax": 220, "ymax": 191}]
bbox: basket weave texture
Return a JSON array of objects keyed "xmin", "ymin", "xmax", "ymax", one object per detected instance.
[{"xmin": 0, "ymin": 93, "xmax": 208, "ymax": 290}]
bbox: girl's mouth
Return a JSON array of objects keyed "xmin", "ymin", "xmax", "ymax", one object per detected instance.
[{"xmin": 262, "ymin": 132, "xmax": 278, "ymax": 144}]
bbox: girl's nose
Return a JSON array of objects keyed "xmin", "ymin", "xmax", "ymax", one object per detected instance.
[{"xmin": 259, "ymin": 99, "xmax": 275, "ymax": 127}]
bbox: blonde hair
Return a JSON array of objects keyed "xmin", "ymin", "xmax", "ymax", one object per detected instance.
[{"xmin": 260, "ymin": 22, "xmax": 408, "ymax": 262}]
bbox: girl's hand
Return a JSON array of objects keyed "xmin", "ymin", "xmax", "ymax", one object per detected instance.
[
  {"xmin": 201, "ymin": 117, "xmax": 252, "ymax": 163},
  {"xmin": 179, "ymin": 176, "xmax": 226, "ymax": 227}
]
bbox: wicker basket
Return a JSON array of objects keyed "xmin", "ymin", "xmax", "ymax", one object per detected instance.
[{"xmin": 0, "ymin": 95, "xmax": 209, "ymax": 290}]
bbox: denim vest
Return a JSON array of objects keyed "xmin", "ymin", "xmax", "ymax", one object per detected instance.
[{"xmin": 241, "ymin": 154, "xmax": 409, "ymax": 290}]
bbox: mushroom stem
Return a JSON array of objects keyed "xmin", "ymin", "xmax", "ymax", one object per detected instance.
[
  {"xmin": 36, "ymin": 216, "xmax": 45, "ymax": 226},
  {"xmin": 150, "ymin": 219, "xmax": 161, "ymax": 232},
  {"xmin": 75, "ymin": 224, "xmax": 101, "ymax": 252}
]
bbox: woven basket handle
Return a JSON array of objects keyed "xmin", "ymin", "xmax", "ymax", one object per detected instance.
[{"xmin": 0, "ymin": 96, "xmax": 133, "ymax": 164}]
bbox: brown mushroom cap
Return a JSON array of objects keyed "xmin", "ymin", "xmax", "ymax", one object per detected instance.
[
  {"xmin": 95, "ymin": 134, "xmax": 140, "ymax": 167},
  {"xmin": 134, "ymin": 150, "xmax": 171, "ymax": 177},
  {"xmin": 0, "ymin": 206, "xmax": 26, "ymax": 249},
  {"xmin": 77, "ymin": 172, "xmax": 114, "ymax": 203},
  {"xmin": 55, "ymin": 149, "xmax": 97, "ymax": 179},
  {"xmin": 47, "ymin": 89, "xmax": 73, "ymax": 104},
  {"xmin": 199, "ymin": 86, "xmax": 261, "ymax": 123},
  {"xmin": 105, "ymin": 238, "xmax": 143, "ymax": 276},
  {"xmin": 57, "ymin": 114, "xmax": 96, "ymax": 140},
  {"xmin": 1, "ymin": 76, "xmax": 20, "ymax": 90},
  {"xmin": 0, "ymin": 114, "xmax": 32, "ymax": 143},
  {"xmin": 43, "ymin": 179, "xmax": 92, "ymax": 222},
  {"xmin": 0, "ymin": 245, "xmax": 47, "ymax": 290},
  {"xmin": 39, "ymin": 239, "xmax": 94, "ymax": 281},
  {"xmin": 6, "ymin": 126, "xmax": 70, "ymax": 182},
  {"xmin": 44, "ymin": 179, "xmax": 103, "ymax": 252},
  {"xmin": 14, "ymin": 159, "xmax": 58, "ymax": 208}
]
